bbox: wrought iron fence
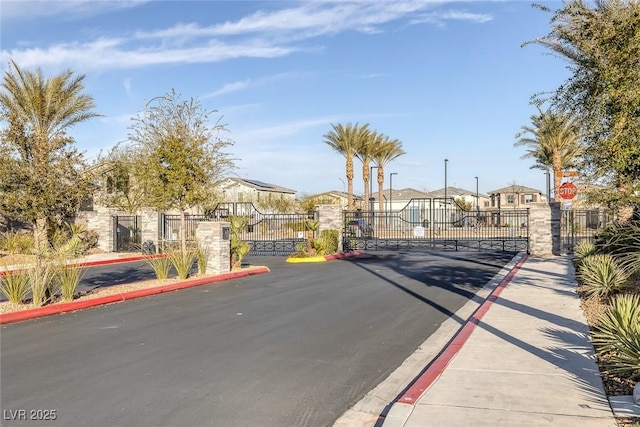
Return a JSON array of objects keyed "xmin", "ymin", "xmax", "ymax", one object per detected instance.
[
  {"xmin": 113, "ymin": 215, "xmax": 141, "ymax": 252},
  {"xmin": 343, "ymin": 198, "xmax": 529, "ymax": 253},
  {"xmin": 561, "ymin": 208, "xmax": 613, "ymax": 253}
]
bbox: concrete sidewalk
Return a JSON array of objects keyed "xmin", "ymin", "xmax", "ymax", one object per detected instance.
[{"xmin": 384, "ymin": 255, "xmax": 618, "ymax": 427}]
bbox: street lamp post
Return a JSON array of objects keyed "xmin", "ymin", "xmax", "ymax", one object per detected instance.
[
  {"xmin": 389, "ymin": 172, "xmax": 398, "ymax": 212},
  {"xmin": 338, "ymin": 177, "xmax": 345, "ymax": 193},
  {"xmin": 475, "ymin": 176, "xmax": 479, "ymax": 211},
  {"xmin": 444, "ymin": 159, "xmax": 448, "ymax": 224},
  {"xmin": 545, "ymin": 169, "xmax": 551, "ymax": 201}
]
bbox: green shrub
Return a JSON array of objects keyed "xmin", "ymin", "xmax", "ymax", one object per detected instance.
[
  {"xmin": 592, "ymin": 294, "xmax": 640, "ymax": 379},
  {"xmin": 27, "ymin": 262, "xmax": 56, "ymax": 307},
  {"xmin": 573, "ymin": 240, "xmax": 596, "ymax": 266},
  {"xmin": 313, "ymin": 229, "xmax": 339, "ymax": 255},
  {"xmin": 0, "ymin": 271, "xmax": 30, "ymax": 304},
  {"xmin": 577, "ymin": 254, "xmax": 629, "ymax": 298},
  {"xmin": 55, "ymin": 264, "xmax": 85, "ymax": 302},
  {"xmin": 167, "ymin": 249, "xmax": 195, "ymax": 280},
  {"xmin": 195, "ymin": 242, "xmax": 210, "ymax": 275},
  {"xmin": 145, "ymin": 255, "xmax": 172, "ymax": 281},
  {"xmin": 594, "ymin": 221, "xmax": 640, "ymax": 256},
  {"xmin": 0, "ymin": 231, "xmax": 34, "ymax": 255}
]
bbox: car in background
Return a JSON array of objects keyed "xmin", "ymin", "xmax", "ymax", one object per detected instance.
[{"xmin": 346, "ymin": 218, "xmax": 373, "ymax": 238}]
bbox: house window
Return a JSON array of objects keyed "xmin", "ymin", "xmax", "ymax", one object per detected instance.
[
  {"xmin": 506, "ymin": 195, "xmax": 515, "ymax": 204},
  {"xmin": 524, "ymin": 194, "xmax": 534, "ymax": 204}
]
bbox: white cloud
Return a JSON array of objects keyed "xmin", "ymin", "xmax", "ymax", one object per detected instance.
[
  {"xmin": 123, "ymin": 77, "xmax": 132, "ymax": 95},
  {"xmin": 1, "ymin": 0, "xmax": 149, "ymax": 20},
  {"xmin": 204, "ymin": 72, "xmax": 310, "ymax": 99},
  {"xmin": 410, "ymin": 9, "xmax": 493, "ymax": 26},
  {"xmin": 205, "ymin": 80, "xmax": 252, "ymax": 98}
]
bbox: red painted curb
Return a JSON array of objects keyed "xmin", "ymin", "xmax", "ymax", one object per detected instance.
[
  {"xmin": 0, "ymin": 254, "xmax": 162, "ymax": 277},
  {"xmin": 397, "ymin": 254, "xmax": 528, "ymax": 405},
  {"xmin": 0, "ymin": 266, "xmax": 270, "ymax": 325}
]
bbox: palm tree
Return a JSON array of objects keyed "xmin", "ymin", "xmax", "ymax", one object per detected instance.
[
  {"xmin": 323, "ymin": 122, "xmax": 370, "ymax": 210},
  {"xmin": 354, "ymin": 128, "xmax": 377, "ymax": 209},
  {"xmin": 372, "ymin": 134, "xmax": 405, "ymax": 212},
  {"xmin": 514, "ymin": 108, "xmax": 583, "ymax": 201},
  {"xmin": 0, "ymin": 61, "xmax": 99, "ymax": 254}
]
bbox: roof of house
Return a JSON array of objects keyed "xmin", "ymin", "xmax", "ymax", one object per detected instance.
[
  {"xmin": 370, "ymin": 187, "xmax": 433, "ymax": 201},
  {"xmin": 224, "ymin": 177, "xmax": 296, "ymax": 194},
  {"xmin": 488, "ymin": 185, "xmax": 543, "ymax": 195},
  {"xmin": 428, "ymin": 187, "xmax": 485, "ymax": 198}
]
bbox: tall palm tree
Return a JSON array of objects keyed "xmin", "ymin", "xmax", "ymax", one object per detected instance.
[
  {"xmin": 323, "ymin": 122, "xmax": 370, "ymax": 210},
  {"xmin": 372, "ymin": 134, "xmax": 405, "ymax": 212},
  {"xmin": 515, "ymin": 108, "xmax": 583, "ymax": 201},
  {"xmin": 354, "ymin": 128, "xmax": 377, "ymax": 209},
  {"xmin": 0, "ymin": 60, "xmax": 99, "ymax": 254}
]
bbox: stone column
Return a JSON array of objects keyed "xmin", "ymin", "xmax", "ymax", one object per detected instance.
[
  {"xmin": 82, "ymin": 207, "xmax": 118, "ymax": 252},
  {"xmin": 317, "ymin": 204, "xmax": 344, "ymax": 253},
  {"xmin": 528, "ymin": 202, "xmax": 561, "ymax": 256},
  {"xmin": 195, "ymin": 221, "xmax": 230, "ymax": 275},
  {"xmin": 140, "ymin": 211, "xmax": 160, "ymax": 253}
]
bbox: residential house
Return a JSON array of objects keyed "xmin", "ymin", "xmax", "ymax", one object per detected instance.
[
  {"xmin": 487, "ymin": 185, "xmax": 546, "ymax": 208},
  {"xmin": 370, "ymin": 187, "xmax": 434, "ymax": 212},
  {"xmin": 427, "ymin": 186, "xmax": 490, "ymax": 210},
  {"xmin": 305, "ymin": 191, "xmax": 351, "ymax": 209},
  {"xmin": 218, "ymin": 178, "xmax": 296, "ymax": 208}
]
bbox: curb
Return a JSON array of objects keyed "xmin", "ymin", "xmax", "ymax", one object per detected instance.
[
  {"xmin": 0, "ymin": 266, "xmax": 270, "ymax": 325},
  {"xmin": 395, "ymin": 253, "xmax": 527, "ymax": 405},
  {"xmin": 0, "ymin": 254, "xmax": 159, "ymax": 276},
  {"xmin": 285, "ymin": 250, "xmax": 365, "ymax": 263}
]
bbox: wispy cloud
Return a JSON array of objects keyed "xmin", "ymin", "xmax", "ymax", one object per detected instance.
[
  {"xmin": 2, "ymin": 0, "xmax": 150, "ymax": 20},
  {"xmin": 123, "ymin": 77, "xmax": 133, "ymax": 96},
  {"xmin": 410, "ymin": 9, "xmax": 493, "ymax": 26},
  {"xmin": 204, "ymin": 72, "xmax": 310, "ymax": 99},
  {"xmin": 2, "ymin": 1, "xmax": 489, "ymax": 72}
]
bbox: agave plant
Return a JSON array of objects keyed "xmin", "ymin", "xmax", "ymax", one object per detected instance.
[
  {"xmin": 0, "ymin": 270, "xmax": 30, "ymax": 304},
  {"xmin": 592, "ymin": 294, "xmax": 640, "ymax": 379},
  {"xmin": 577, "ymin": 254, "xmax": 629, "ymax": 298},
  {"xmin": 573, "ymin": 240, "xmax": 596, "ymax": 266},
  {"xmin": 166, "ymin": 247, "xmax": 196, "ymax": 280}
]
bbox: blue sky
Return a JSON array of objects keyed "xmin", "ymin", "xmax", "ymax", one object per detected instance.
[{"xmin": 1, "ymin": 0, "xmax": 568, "ymax": 197}]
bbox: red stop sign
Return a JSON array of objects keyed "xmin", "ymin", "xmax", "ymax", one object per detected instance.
[{"xmin": 558, "ymin": 182, "xmax": 578, "ymax": 200}]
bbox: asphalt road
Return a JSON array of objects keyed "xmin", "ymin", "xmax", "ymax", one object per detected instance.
[{"xmin": 1, "ymin": 251, "xmax": 514, "ymax": 427}]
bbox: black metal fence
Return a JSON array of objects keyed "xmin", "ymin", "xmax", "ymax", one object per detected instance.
[
  {"xmin": 561, "ymin": 208, "xmax": 613, "ymax": 253},
  {"xmin": 160, "ymin": 203, "xmax": 314, "ymax": 255},
  {"xmin": 113, "ymin": 215, "xmax": 141, "ymax": 252},
  {"xmin": 343, "ymin": 198, "xmax": 529, "ymax": 253}
]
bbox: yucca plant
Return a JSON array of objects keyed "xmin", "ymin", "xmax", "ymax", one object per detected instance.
[
  {"xmin": 577, "ymin": 254, "xmax": 629, "ymax": 298},
  {"xmin": 55, "ymin": 264, "xmax": 85, "ymax": 302},
  {"xmin": 0, "ymin": 230, "xmax": 34, "ymax": 254},
  {"xmin": 167, "ymin": 248, "xmax": 196, "ymax": 280},
  {"xmin": 304, "ymin": 219, "xmax": 319, "ymax": 255},
  {"xmin": 195, "ymin": 241, "xmax": 211, "ymax": 275},
  {"xmin": 0, "ymin": 270, "xmax": 30, "ymax": 304},
  {"xmin": 592, "ymin": 294, "xmax": 640, "ymax": 379},
  {"xmin": 573, "ymin": 240, "xmax": 596, "ymax": 266},
  {"xmin": 27, "ymin": 262, "xmax": 56, "ymax": 307},
  {"xmin": 144, "ymin": 255, "xmax": 172, "ymax": 281}
]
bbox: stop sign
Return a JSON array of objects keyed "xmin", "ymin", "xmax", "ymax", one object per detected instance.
[{"xmin": 558, "ymin": 182, "xmax": 578, "ymax": 200}]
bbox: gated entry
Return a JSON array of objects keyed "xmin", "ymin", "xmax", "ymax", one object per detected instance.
[
  {"xmin": 343, "ymin": 198, "xmax": 529, "ymax": 253},
  {"xmin": 161, "ymin": 203, "xmax": 313, "ymax": 255},
  {"xmin": 113, "ymin": 215, "xmax": 141, "ymax": 252},
  {"xmin": 561, "ymin": 208, "xmax": 612, "ymax": 253}
]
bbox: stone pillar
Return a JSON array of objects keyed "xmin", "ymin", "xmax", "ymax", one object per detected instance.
[
  {"xmin": 140, "ymin": 211, "xmax": 160, "ymax": 253},
  {"xmin": 317, "ymin": 204, "xmax": 344, "ymax": 253},
  {"xmin": 528, "ymin": 202, "xmax": 561, "ymax": 256},
  {"xmin": 195, "ymin": 221, "xmax": 230, "ymax": 275},
  {"xmin": 81, "ymin": 208, "xmax": 117, "ymax": 252}
]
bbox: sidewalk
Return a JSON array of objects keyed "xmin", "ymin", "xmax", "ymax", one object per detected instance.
[{"xmin": 384, "ymin": 255, "xmax": 618, "ymax": 427}]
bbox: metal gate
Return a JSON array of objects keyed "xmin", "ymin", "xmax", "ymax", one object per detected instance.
[
  {"xmin": 561, "ymin": 208, "xmax": 613, "ymax": 253},
  {"xmin": 161, "ymin": 203, "xmax": 313, "ymax": 255},
  {"xmin": 113, "ymin": 215, "xmax": 141, "ymax": 252},
  {"xmin": 343, "ymin": 198, "xmax": 529, "ymax": 253}
]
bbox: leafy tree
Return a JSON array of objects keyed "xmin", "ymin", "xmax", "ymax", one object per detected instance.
[
  {"xmin": 529, "ymin": 0, "xmax": 640, "ymax": 213},
  {"xmin": 372, "ymin": 134, "xmax": 405, "ymax": 212},
  {"xmin": 128, "ymin": 90, "xmax": 235, "ymax": 253},
  {"xmin": 323, "ymin": 122, "xmax": 371, "ymax": 210},
  {"xmin": 0, "ymin": 61, "xmax": 99, "ymax": 254},
  {"xmin": 514, "ymin": 108, "xmax": 583, "ymax": 200}
]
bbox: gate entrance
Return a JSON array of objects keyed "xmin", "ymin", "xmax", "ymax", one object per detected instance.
[
  {"xmin": 561, "ymin": 208, "xmax": 612, "ymax": 253},
  {"xmin": 112, "ymin": 215, "xmax": 141, "ymax": 252},
  {"xmin": 343, "ymin": 198, "xmax": 529, "ymax": 253}
]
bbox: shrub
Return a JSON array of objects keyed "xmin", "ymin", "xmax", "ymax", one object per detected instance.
[
  {"xmin": 0, "ymin": 231, "xmax": 34, "ymax": 255},
  {"xmin": 592, "ymin": 294, "xmax": 640, "ymax": 379},
  {"xmin": 55, "ymin": 264, "xmax": 85, "ymax": 302},
  {"xmin": 145, "ymin": 255, "xmax": 172, "ymax": 281},
  {"xmin": 577, "ymin": 254, "xmax": 629, "ymax": 298},
  {"xmin": 313, "ymin": 229, "xmax": 339, "ymax": 255},
  {"xmin": 594, "ymin": 221, "xmax": 640, "ymax": 256},
  {"xmin": 573, "ymin": 240, "xmax": 596, "ymax": 266},
  {"xmin": 27, "ymin": 262, "xmax": 56, "ymax": 307},
  {"xmin": 195, "ymin": 242, "xmax": 210, "ymax": 275},
  {"xmin": 0, "ymin": 271, "xmax": 30, "ymax": 304},
  {"xmin": 167, "ymin": 249, "xmax": 196, "ymax": 280}
]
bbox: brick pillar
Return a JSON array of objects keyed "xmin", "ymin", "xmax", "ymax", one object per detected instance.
[
  {"xmin": 317, "ymin": 204, "xmax": 344, "ymax": 253},
  {"xmin": 83, "ymin": 207, "xmax": 118, "ymax": 252},
  {"xmin": 528, "ymin": 202, "xmax": 561, "ymax": 256},
  {"xmin": 140, "ymin": 211, "xmax": 160, "ymax": 253},
  {"xmin": 195, "ymin": 221, "xmax": 230, "ymax": 275}
]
